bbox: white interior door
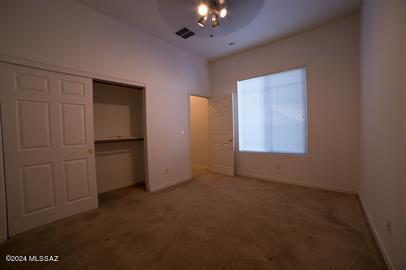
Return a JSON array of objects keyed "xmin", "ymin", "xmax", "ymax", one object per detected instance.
[
  {"xmin": 0, "ymin": 62, "xmax": 98, "ymax": 236},
  {"xmin": 210, "ymin": 94, "xmax": 234, "ymax": 176}
]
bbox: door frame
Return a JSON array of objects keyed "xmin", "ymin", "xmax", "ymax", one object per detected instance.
[
  {"xmin": 93, "ymin": 80, "xmax": 150, "ymax": 192},
  {"xmin": 188, "ymin": 93, "xmax": 211, "ymax": 176}
]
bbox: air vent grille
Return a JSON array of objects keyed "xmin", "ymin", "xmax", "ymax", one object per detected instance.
[{"xmin": 175, "ymin": 27, "xmax": 195, "ymax": 39}]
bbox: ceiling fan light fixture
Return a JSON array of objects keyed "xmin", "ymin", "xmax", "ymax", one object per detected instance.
[
  {"xmin": 197, "ymin": 16, "xmax": 208, "ymax": 27},
  {"xmin": 198, "ymin": 3, "xmax": 208, "ymax": 16},
  {"xmin": 196, "ymin": 1, "xmax": 227, "ymax": 29},
  {"xmin": 219, "ymin": 8, "xmax": 227, "ymax": 18},
  {"xmin": 211, "ymin": 14, "xmax": 219, "ymax": 27}
]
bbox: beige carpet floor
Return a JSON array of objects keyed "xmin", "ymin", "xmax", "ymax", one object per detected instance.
[{"xmin": 0, "ymin": 172, "xmax": 386, "ymax": 270}]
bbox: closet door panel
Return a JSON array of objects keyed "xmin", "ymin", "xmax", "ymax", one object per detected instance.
[
  {"xmin": 61, "ymin": 103, "xmax": 86, "ymax": 147},
  {"xmin": 0, "ymin": 62, "xmax": 98, "ymax": 236},
  {"xmin": 15, "ymin": 72, "xmax": 49, "ymax": 93},
  {"xmin": 16, "ymin": 100, "xmax": 51, "ymax": 149},
  {"xmin": 60, "ymin": 80, "xmax": 85, "ymax": 97},
  {"xmin": 63, "ymin": 159, "xmax": 89, "ymax": 202},
  {"xmin": 56, "ymin": 72, "xmax": 98, "ymax": 214},
  {"xmin": 21, "ymin": 163, "xmax": 56, "ymax": 214}
]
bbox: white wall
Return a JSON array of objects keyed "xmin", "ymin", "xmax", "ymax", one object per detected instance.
[
  {"xmin": 190, "ymin": 96, "xmax": 210, "ymax": 169},
  {"xmin": 360, "ymin": 1, "xmax": 406, "ymax": 269},
  {"xmin": 210, "ymin": 15, "xmax": 360, "ymax": 192},
  {"xmin": 0, "ymin": 0, "xmax": 210, "ymax": 191}
]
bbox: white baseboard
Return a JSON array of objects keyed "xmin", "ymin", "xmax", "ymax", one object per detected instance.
[
  {"xmin": 149, "ymin": 177, "xmax": 191, "ymax": 192},
  {"xmin": 237, "ymin": 172, "xmax": 358, "ymax": 194},
  {"xmin": 359, "ymin": 195, "xmax": 394, "ymax": 270}
]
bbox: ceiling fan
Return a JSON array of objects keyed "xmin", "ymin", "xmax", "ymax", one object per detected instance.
[{"xmin": 196, "ymin": 0, "xmax": 228, "ymax": 28}]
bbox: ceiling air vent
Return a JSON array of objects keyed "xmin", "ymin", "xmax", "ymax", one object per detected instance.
[{"xmin": 175, "ymin": 27, "xmax": 195, "ymax": 39}]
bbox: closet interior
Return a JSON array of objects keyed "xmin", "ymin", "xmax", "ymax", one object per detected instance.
[{"xmin": 93, "ymin": 81, "xmax": 146, "ymax": 193}]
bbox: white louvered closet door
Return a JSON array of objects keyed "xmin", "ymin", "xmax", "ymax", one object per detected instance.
[{"xmin": 0, "ymin": 62, "xmax": 98, "ymax": 236}]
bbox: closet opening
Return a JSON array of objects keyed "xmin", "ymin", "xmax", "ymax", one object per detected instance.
[
  {"xmin": 93, "ymin": 80, "xmax": 148, "ymax": 193},
  {"xmin": 189, "ymin": 95, "xmax": 210, "ymax": 178}
]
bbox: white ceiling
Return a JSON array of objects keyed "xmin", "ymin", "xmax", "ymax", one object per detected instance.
[{"xmin": 78, "ymin": 0, "xmax": 362, "ymax": 61}]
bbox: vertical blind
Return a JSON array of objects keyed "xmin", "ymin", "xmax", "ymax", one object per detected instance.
[{"xmin": 237, "ymin": 67, "xmax": 307, "ymax": 154}]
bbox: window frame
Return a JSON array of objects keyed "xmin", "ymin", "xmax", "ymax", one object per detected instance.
[{"xmin": 235, "ymin": 66, "xmax": 309, "ymax": 156}]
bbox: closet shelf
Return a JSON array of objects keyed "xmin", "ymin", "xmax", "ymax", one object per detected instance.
[{"xmin": 94, "ymin": 136, "xmax": 144, "ymax": 144}]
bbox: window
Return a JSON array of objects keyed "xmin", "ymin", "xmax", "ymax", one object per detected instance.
[{"xmin": 237, "ymin": 67, "xmax": 307, "ymax": 154}]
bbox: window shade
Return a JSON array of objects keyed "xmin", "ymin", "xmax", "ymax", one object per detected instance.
[{"xmin": 237, "ymin": 68, "xmax": 307, "ymax": 154}]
